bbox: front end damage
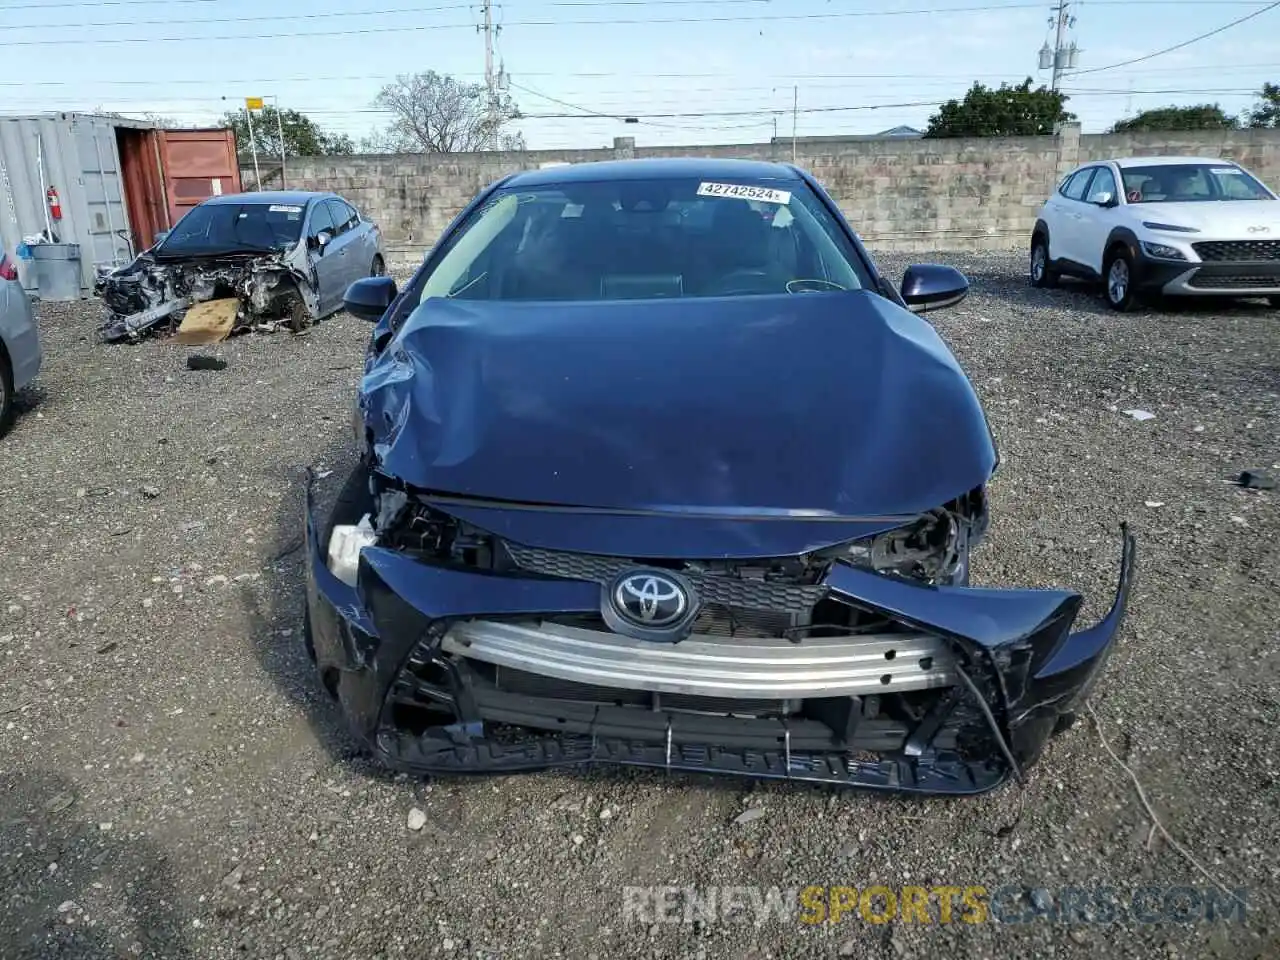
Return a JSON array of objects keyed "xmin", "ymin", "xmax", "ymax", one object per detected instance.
[
  {"xmin": 304, "ymin": 469, "xmax": 1136, "ymax": 794},
  {"xmin": 94, "ymin": 251, "xmax": 317, "ymax": 343}
]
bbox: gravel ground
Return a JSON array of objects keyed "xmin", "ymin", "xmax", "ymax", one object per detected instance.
[{"xmin": 2, "ymin": 253, "xmax": 1277, "ymax": 959}]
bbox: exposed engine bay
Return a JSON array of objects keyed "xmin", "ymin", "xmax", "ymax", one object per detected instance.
[{"xmin": 95, "ymin": 251, "xmax": 318, "ymax": 343}]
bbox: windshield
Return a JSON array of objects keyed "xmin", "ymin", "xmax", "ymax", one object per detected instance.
[
  {"xmin": 157, "ymin": 201, "xmax": 306, "ymax": 256},
  {"xmin": 418, "ymin": 176, "xmax": 871, "ymax": 303},
  {"xmin": 1120, "ymin": 164, "xmax": 1274, "ymax": 203}
]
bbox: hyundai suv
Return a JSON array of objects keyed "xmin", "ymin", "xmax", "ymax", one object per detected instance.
[{"xmin": 1030, "ymin": 155, "xmax": 1280, "ymax": 310}]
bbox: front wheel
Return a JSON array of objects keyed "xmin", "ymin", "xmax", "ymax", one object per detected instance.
[
  {"xmin": 1030, "ymin": 237, "xmax": 1057, "ymax": 288},
  {"xmin": 1103, "ymin": 248, "xmax": 1137, "ymax": 311}
]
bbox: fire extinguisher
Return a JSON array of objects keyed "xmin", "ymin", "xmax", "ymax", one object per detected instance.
[{"xmin": 47, "ymin": 186, "xmax": 62, "ymax": 221}]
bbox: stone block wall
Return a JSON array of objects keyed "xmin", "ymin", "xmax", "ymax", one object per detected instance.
[{"xmin": 267, "ymin": 126, "xmax": 1280, "ymax": 255}]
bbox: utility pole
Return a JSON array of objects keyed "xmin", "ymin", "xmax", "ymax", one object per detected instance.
[
  {"xmin": 272, "ymin": 94, "xmax": 287, "ymax": 189},
  {"xmin": 244, "ymin": 104, "xmax": 261, "ymax": 192},
  {"xmin": 791, "ymin": 86, "xmax": 798, "ymax": 163},
  {"xmin": 480, "ymin": 0, "xmax": 497, "ymax": 149},
  {"xmin": 1038, "ymin": 1, "xmax": 1080, "ymax": 92}
]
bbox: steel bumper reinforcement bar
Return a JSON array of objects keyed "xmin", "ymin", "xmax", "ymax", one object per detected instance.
[{"xmin": 441, "ymin": 620, "xmax": 955, "ymax": 699}]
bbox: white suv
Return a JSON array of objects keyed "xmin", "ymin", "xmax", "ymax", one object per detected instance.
[{"xmin": 1030, "ymin": 155, "xmax": 1280, "ymax": 310}]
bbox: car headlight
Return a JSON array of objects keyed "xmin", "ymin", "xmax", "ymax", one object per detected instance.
[
  {"xmin": 836, "ymin": 510, "xmax": 965, "ymax": 584},
  {"xmin": 327, "ymin": 514, "xmax": 377, "ymax": 587},
  {"xmin": 1141, "ymin": 241, "xmax": 1186, "ymax": 261}
]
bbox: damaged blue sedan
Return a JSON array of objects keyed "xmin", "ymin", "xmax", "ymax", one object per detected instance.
[{"xmin": 304, "ymin": 158, "xmax": 1135, "ymax": 794}]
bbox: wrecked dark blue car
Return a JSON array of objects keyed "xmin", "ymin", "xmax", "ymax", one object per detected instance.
[{"xmin": 304, "ymin": 158, "xmax": 1135, "ymax": 794}]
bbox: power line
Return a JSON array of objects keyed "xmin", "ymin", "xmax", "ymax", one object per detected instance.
[
  {"xmin": 0, "ymin": 3, "xmax": 469, "ymax": 30},
  {"xmin": 0, "ymin": 61, "xmax": 1274, "ymax": 87},
  {"xmin": 0, "ymin": 3, "xmax": 1059, "ymax": 45},
  {"xmin": 509, "ymin": 80, "xmax": 742, "ymax": 133},
  {"xmin": 0, "ymin": 22, "xmax": 468, "ymax": 46},
  {"xmin": 1069, "ymin": 1, "xmax": 1280, "ymax": 76},
  {"xmin": 11, "ymin": 83, "xmax": 1261, "ymax": 112},
  {"xmin": 0, "ymin": 0, "xmax": 1262, "ymax": 9}
]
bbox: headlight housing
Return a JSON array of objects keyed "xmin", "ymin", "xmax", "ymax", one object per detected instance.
[
  {"xmin": 327, "ymin": 514, "xmax": 377, "ymax": 587},
  {"xmin": 1141, "ymin": 241, "xmax": 1186, "ymax": 261},
  {"xmin": 835, "ymin": 510, "xmax": 967, "ymax": 585}
]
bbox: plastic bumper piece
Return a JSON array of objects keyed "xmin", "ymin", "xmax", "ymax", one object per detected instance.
[{"xmin": 304, "ymin": 481, "xmax": 1136, "ymax": 794}]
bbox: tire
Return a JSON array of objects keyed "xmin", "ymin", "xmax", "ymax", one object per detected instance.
[
  {"xmin": 0, "ymin": 350, "xmax": 13, "ymax": 437},
  {"xmin": 287, "ymin": 298, "xmax": 311, "ymax": 334},
  {"xmin": 1030, "ymin": 237, "xmax": 1057, "ymax": 288},
  {"xmin": 370, "ymin": 254, "xmax": 386, "ymax": 277},
  {"xmin": 1103, "ymin": 247, "xmax": 1137, "ymax": 311}
]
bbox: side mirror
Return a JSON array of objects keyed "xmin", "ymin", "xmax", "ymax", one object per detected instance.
[
  {"xmin": 344, "ymin": 275, "xmax": 397, "ymax": 322},
  {"xmin": 1093, "ymin": 191, "xmax": 1117, "ymax": 208},
  {"xmin": 900, "ymin": 264, "xmax": 969, "ymax": 314},
  {"xmin": 314, "ymin": 230, "xmax": 332, "ymax": 251}
]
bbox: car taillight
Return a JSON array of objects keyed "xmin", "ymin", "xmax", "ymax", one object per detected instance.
[{"xmin": 0, "ymin": 255, "xmax": 18, "ymax": 281}]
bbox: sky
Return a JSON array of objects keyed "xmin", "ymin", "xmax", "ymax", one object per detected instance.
[{"xmin": 0, "ymin": 0, "xmax": 1277, "ymax": 150}]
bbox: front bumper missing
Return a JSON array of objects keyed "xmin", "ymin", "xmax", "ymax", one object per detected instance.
[{"xmin": 303, "ymin": 482, "xmax": 1136, "ymax": 795}]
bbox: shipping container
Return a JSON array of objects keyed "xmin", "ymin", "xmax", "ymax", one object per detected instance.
[
  {"xmin": 0, "ymin": 113, "xmax": 242, "ymax": 297},
  {"xmin": 156, "ymin": 128, "xmax": 241, "ymax": 228}
]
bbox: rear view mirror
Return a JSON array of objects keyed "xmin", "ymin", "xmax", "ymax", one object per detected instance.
[
  {"xmin": 344, "ymin": 275, "xmax": 397, "ymax": 322},
  {"xmin": 315, "ymin": 230, "xmax": 332, "ymax": 250},
  {"xmin": 1093, "ymin": 192, "xmax": 1116, "ymax": 207},
  {"xmin": 900, "ymin": 264, "xmax": 969, "ymax": 314}
]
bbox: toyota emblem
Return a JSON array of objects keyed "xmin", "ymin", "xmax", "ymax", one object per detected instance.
[{"xmin": 612, "ymin": 571, "xmax": 689, "ymax": 627}]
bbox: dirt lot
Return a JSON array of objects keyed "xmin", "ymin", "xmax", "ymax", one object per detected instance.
[{"xmin": 2, "ymin": 253, "xmax": 1277, "ymax": 959}]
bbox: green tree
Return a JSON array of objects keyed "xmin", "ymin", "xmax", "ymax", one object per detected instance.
[
  {"xmin": 1110, "ymin": 104, "xmax": 1238, "ymax": 133},
  {"xmin": 1243, "ymin": 82, "xmax": 1280, "ymax": 128},
  {"xmin": 218, "ymin": 105, "xmax": 355, "ymax": 159},
  {"xmin": 369, "ymin": 71, "xmax": 524, "ymax": 152},
  {"xmin": 924, "ymin": 79, "xmax": 1074, "ymax": 138}
]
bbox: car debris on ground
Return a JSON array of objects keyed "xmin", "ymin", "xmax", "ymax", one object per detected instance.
[{"xmin": 1236, "ymin": 470, "xmax": 1275, "ymax": 490}]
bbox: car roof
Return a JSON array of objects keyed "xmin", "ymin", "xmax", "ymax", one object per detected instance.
[
  {"xmin": 202, "ymin": 190, "xmax": 331, "ymax": 206},
  {"xmin": 1106, "ymin": 156, "xmax": 1241, "ymax": 169},
  {"xmin": 502, "ymin": 157, "xmax": 803, "ymax": 189}
]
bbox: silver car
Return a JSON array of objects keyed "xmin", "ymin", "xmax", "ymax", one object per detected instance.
[
  {"xmin": 95, "ymin": 191, "xmax": 386, "ymax": 342},
  {"xmin": 0, "ymin": 252, "xmax": 42, "ymax": 434}
]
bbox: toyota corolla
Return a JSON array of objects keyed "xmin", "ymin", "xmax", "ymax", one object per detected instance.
[{"xmin": 303, "ymin": 158, "xmax": 1135, "ymax": 795}]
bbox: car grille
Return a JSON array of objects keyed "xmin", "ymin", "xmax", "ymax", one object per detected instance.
[
  {"xmin": 1188, "ymin": 272, "xmax": 1280, "ymax": 289},
  {"xmin": 503, "ymin": 542, "xmax": 828, "ymax": 617},
  {"xmin": 1192, "ymin": 240, "xmax": 1280, "ymax": 262}
]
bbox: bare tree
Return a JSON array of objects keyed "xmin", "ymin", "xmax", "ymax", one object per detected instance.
[{"xmin": 371, "ymin": 71, "xmax": 524, "ymax": 153}]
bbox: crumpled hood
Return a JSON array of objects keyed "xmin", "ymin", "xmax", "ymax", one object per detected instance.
[
  {"xmin": 1134, "ymin": 199, "xmax": 1280, "ymax": 234},
  {"xmin": 361, "ymin": 290, "xmax": 996, "ymax": 518}
]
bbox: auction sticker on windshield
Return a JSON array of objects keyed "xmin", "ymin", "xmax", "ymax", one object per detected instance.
[
  {"xmin": 269, "ymin": 204, "xmax": 304, "ymax": 213},
  {"xmin": 697, "ymin": 182, "xmax": 792, "ymax": 205}
]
